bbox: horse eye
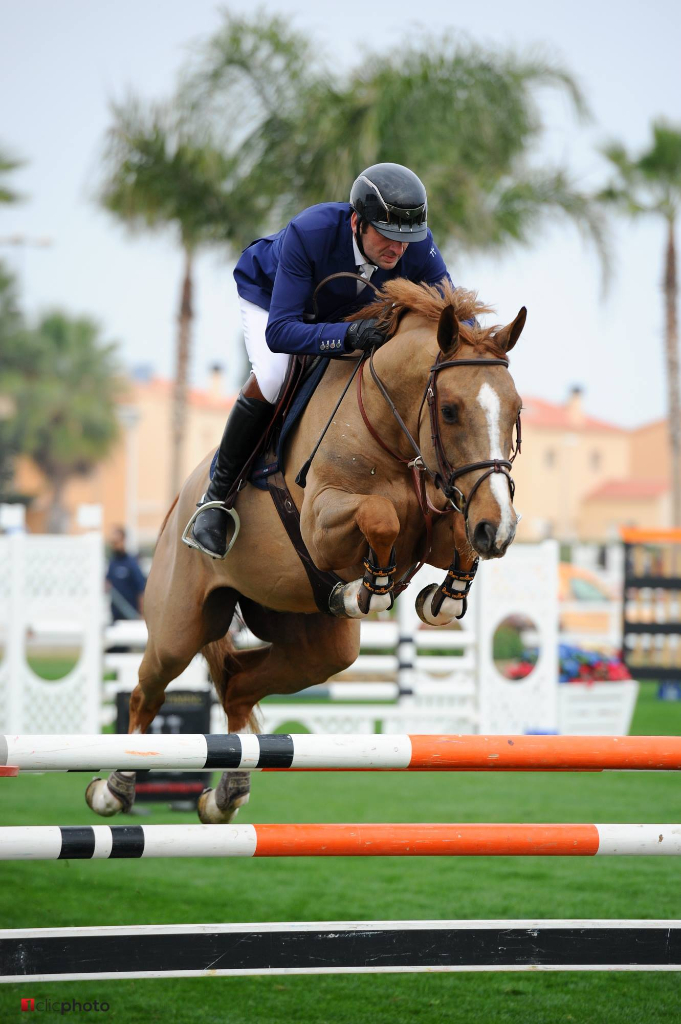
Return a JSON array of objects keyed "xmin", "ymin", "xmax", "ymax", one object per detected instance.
[{"xmin": 441, "ymin": 404, "xmax": 458, "ymax": 425}]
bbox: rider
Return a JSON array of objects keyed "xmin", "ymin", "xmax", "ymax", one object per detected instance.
[{"xmin": 189, "ymin": 162, "xmax": 453, "ymax": 559}]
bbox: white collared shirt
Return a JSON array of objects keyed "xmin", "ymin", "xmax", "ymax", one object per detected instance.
[{"xmin": 352, "ymin": 234, "xmax": 377, "ymax": 294}]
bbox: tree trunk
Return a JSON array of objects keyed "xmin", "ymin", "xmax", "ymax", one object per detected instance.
[
  {"xmin": 46, "ymin": 473, "xmax": 69, "ymax": 534},
  {"xmin": 170, "ymin": 247, "xmax": 193, "ymax": 500},
  {"xmin": 663, "ymin": 216, "xmax": 681, "ymax": 526}
]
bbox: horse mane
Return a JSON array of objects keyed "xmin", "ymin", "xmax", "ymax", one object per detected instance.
[{"xmin": 346, "ymin": 279, "xmax": 504, "ymax": 355}]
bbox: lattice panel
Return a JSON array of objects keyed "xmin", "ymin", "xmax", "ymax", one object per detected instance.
[
  {"xmin": 0, "ymin": 537, "xmax": 10, "ymax": 603},
  {"xmin": 20, "ymin": 671, "xmax": 94, "ymax": 734},
  {"xmin": 474, "ymin": 539, "xmax": 559, "ymax": 734},
  {"xmin": 0, "ymin": 533, "xmax": 103, "ymax": 733},
  {"xmin": 25, "ymin": 536, "xmax": 100, "ymax": 621}
]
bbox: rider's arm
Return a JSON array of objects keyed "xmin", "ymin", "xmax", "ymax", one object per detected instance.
[{"xmin": 265, "ymin": 223, "xmax": 351, "ymax": 357}]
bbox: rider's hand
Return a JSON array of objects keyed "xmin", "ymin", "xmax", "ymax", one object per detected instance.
[{"xmin": 345, "ymin": 318, "xmax": 388, "ymax": 352}]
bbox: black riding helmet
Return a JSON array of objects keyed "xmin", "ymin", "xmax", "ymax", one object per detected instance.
[{"xmin": 350, "ymin": 163, "xmax": 428, "ymax": 247}]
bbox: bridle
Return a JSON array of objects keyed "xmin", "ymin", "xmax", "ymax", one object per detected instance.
[
  {"xmin": 423, "ymin": 354, "xmax": 522, "ymax": 515},
  {"xmin": 356, "ymin": 346, "xmax": 522, "ymax": 528}
]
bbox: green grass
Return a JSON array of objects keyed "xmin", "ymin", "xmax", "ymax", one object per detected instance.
[{"xmin": 1, "ymin": 683, "xmax": 680, "ymax": 1022}]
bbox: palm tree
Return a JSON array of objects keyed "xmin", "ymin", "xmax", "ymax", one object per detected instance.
[
  {"xmin": 600, "ymin": 122, "xmax": 681, "ymax": 524},
  {"xmin": 182, "ymin": 11, "xmax": 316, "ymax": 231},
  {"xmin": 17, "ymin": 312, "xmax": 122, "ymax": 532},
  {"xmin": 98, "ymin": 97, "xmax": 257, "ymax": 498},
  {"xmin": 241, "ymin": 40, "xmax": 607, "ymax": 265},
  {"xmin": 0, "ymin": 262, "xmax": 25, "ymax": 496},
  {"xmin": 0, "ymin": 144, "xmax": 24, "ymax": 205},
  {"xmin": 0, "ymin": 148, "xmax": 26, "ymax": 495}
]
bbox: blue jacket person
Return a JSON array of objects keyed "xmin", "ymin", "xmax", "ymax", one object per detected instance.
[{"xmin": 189, "ymin": 163, "xmax": 453, "ymax": 559}]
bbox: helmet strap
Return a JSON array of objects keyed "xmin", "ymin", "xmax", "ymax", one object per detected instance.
[{"xmin": 355, "ymin": 217, "xmax": 368, "ymax": 261}]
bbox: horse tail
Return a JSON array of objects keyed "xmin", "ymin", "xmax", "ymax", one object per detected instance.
[{"xmin": 201, "ymin": 628, "xmax": 260, "ymax": 735}]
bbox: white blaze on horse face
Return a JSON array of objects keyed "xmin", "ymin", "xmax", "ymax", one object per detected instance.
[{"xmin": 476, "ymin": 382, "xmax": 515, "ymax": 547}]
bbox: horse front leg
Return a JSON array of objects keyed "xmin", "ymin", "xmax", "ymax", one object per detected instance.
[
  {"xmin": 305, "ymin": 489, "xmax": 401, "ymax": 618},
  {"xmin": 416, "ymin": 510, "xmax": 479, "ymax": 626},
  {"xmin": 416, "ymin": 550, "xmax": 479, "ymax": 625}
]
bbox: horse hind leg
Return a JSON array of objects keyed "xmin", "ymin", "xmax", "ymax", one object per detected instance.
[
  {"xmin": 85, "ymin": 646, "xmax": 194, "ymax": 817},
  {"xmin": 198, "ymin": 607, "xmax": 360, "ymax": 823},
  {"xmin": 197, "ymin": 642, "xmax": 269, "ymax": 824}
]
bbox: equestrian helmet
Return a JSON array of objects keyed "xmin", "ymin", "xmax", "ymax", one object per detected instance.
[{"xmin": 350, "ymin": 163, "xmax": 428, "ymax": 243}]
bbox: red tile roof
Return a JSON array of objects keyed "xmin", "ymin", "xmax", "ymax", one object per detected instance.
[
  {"xmin": 521, "ymin": 396, "xmax": 624, "ymax": 433},
  {"xmin": 585, "ymin": 478, "xmax": 669, "ymax": 501}
]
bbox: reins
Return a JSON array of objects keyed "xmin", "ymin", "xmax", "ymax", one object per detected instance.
[{"xmin": 312, "ymin": 272, "xmax": 382, "ymax": 319}]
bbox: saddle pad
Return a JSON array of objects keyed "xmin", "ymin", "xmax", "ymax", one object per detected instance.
[{"xmin": 250, "ymin": 357, "xmax": 330, "ymax": 489}]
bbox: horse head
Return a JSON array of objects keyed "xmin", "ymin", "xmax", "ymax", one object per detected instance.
[{"xmin": 427, "ymin": 301, "xmax": 525, "ymax": 559}]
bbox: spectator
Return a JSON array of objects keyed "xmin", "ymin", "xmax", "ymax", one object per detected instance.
[{"xmin": 105, "ymin": 526, "xmax": 146, "ymax": 622}]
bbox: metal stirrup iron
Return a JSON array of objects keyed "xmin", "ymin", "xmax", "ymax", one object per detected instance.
[{"xmin": 182, "ymin": 499, "xmax": 241, "ymax": 560}]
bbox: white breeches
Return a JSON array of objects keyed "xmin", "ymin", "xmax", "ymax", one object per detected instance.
[{"xmin": 239, "ymin": 297, "xmax": 290, "ymax": 404}]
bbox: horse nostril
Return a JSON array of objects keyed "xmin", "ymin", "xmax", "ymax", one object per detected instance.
[{"xmin": 473, "ymin": 520, "xmax": 497, "ymax": 554}]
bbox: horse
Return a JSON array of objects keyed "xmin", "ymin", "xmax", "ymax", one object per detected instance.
[{"xmin": 86, "ymin": 279, "xmax": 525, "ymax": 823}]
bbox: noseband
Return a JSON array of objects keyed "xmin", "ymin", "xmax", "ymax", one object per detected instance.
[{"xmin": 357, "ymin": 348, "xmax": 522, "ymax": 524}]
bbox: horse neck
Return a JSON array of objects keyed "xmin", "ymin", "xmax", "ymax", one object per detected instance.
[{"xmin": 366, "ymin": 326, "xmax": 436, "ymax": 453}]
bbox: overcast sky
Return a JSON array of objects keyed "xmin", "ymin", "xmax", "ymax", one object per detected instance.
[{"xmin": 1, "ymin": 0, "xmax": 680, "ymax": 426}]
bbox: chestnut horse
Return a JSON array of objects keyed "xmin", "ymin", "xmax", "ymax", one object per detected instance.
[{"xmin": 86, "ymin": 281, "xmax": 525, "ymax": 822}]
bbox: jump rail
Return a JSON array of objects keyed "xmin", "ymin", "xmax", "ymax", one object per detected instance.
[
  {"xmin": 2, "ymin": 920, "xmax": 680, "ymax": 981},
  {"xmin": 4, "ymin": 733, "xmax": 681, "ymax": 773},
  {"xmin": 2, "ymin": 823, "xmax": 680, "ymax": 861}
]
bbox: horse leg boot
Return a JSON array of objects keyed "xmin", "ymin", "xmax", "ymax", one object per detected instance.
[
  {"xmin": 187, "ymin": 374, "xmax": 272, "ymax": 559},
  {"xmin": 85, "ymin": 648, "xmax": 192, "ymax": 817},
  {"xmin": 416, "ymin": 512, "xmax": 480, "ymax": 626},
  {"xmin": 416, "ymin": 550, "xmax": 479, "ymax": 625}
]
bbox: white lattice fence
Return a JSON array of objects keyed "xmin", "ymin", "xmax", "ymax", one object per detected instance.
[{"xmin": 0, "ymin": 533, "xmax": 104, "ymax": 734}]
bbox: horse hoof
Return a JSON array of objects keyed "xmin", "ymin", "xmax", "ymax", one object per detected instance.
[
  {"xmin": 415, "ymin": 584, "xmax": 460, "ymax": 626},
  {"xmin": 198, "ymin": 786, "xmax": 250, "ymax": 824},
  {"xmin": 85, "ymin": 777, "xmax": 125, "ymax": 817}
]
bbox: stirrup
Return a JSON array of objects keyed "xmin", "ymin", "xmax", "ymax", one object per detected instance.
[{"xmin": 181, "ymin": 499, "xmax": 241, "ymax": 559}]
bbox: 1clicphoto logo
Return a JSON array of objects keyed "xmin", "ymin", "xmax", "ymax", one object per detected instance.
[{"xmin": 20, "ymin": 997, "xmax": 110, "ymax": 1013}]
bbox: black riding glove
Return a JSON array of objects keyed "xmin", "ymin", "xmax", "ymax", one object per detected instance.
[{"xmin": 345, "ymin": 318, "xmax": 388, "ymax": 353}]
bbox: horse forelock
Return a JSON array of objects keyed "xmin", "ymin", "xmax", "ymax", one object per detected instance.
[{"xmin": 346, "ymin": 279, "xmax": 506, "ymax": 358}]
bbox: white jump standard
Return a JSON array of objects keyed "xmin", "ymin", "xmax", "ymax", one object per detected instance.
[
  {"xmin": 2, "ymin": 920, "xmax": 680, "ymax": 981},
  {"xmin": 4, "ymin": 733, "xmax": 681, "ymax": 773}
]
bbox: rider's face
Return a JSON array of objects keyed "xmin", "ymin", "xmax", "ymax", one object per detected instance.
[{"xmin": 351, "ymin": 212, "xmax": 409, "ymax": 270}]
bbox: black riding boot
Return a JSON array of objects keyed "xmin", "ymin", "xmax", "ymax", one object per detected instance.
[{"xmin": 190, "ymin": 392, "xmax": 272, "ymax": 558}]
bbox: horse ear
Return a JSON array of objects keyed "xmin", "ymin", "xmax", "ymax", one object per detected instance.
[
  {"xmin": 437, "ymin": 305, "xmax": 459, "ymax": 355},
  {"xmin": 495, "ymin": 307, "xmax": 527, "ymax": 352}
]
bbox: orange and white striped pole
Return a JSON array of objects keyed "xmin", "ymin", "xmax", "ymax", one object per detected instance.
[
  {"xmin": 4, "ymin": 734, "xmax": 681, "ymax": 773},
  {"xmin": 1, "ymin": 823, "xmax": 680, "ymax": 860}
]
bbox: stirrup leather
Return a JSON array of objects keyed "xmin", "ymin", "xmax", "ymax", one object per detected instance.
[{"xmin": 181, "ymin": 498, "xmax": 241, "ymax": 560}]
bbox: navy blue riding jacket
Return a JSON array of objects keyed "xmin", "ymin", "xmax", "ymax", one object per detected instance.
[{"xmin": 233, "ymin": 202, "xmax": 451, "ymax": 357}]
